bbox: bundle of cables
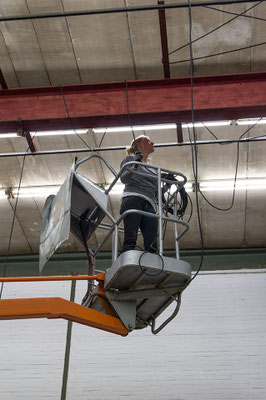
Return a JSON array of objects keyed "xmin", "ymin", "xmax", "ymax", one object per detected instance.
[{"xmin": 161, "ymin": 173, "xmax": 189, "ymax": 219}]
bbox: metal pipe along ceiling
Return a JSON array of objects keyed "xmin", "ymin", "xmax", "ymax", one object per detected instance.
[
  {"xmin": 0, "ymin": 137, "xmax": 266, "ymax": 158},
  {"xmin": 0, "ymin": 1, "xmax": 264, "ymax": 22}
]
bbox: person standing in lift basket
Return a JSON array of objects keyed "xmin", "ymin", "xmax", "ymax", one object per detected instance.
[{"xmin": 119, "ymin": 135, "xmax": 160, "ymax": 254}]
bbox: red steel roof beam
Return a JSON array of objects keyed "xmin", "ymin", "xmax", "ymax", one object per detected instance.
[{"xmin": 1, "ymin": 72, "xmax": 266, "ymax": 133}]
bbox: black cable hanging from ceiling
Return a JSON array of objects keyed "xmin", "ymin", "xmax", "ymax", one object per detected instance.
[
  {"xmin": 0, "ymin": 133, "xmax": 38, "ymax": 299},
  {"xmin": 185, "ymin": 0, "xmax": 204, "ymax": 284},
  {"xmin": 198, "ymin": 118, "xmax": 263, "ymax": 211},
  {"xmin": 168, "ymin": 1, "xmax": 262, "ymax": 56}
]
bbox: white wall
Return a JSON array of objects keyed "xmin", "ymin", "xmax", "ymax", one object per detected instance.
[
  {"xmin": 0, "ymin": 280, "xmax": 71, "ymax": 399},
  {"xmin": 0, "ymin": 270, "xmax": 266, "ymax": 400}
]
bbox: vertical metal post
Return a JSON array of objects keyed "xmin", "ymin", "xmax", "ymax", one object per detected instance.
[
  {"xmin": 113, "ymin": 224, "xmax": 119, "ymax": 261},
  {"xmin": 158, "ymin": 0, "xmax": 170, "ymax": 79},
  {"xmin": 112, "ymin": 231, "xmax": 115, "ymax": 264},
  {"xmin": 176, "ymin": 123, "xmax": 183, "ymax": 143},
  {"xmin": 173, "ymin": 191, "xmax": 180, "ymax": 260},
  {"xmin": 61, "ymin": 277, "xmax": 76, "ymax": 400},
  {"xmin": 157, "ymin": 168, "xmax": 163, "ymax": 255}
]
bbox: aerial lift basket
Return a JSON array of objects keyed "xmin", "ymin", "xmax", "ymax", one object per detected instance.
[{"xmin": 1, "ymin": 154, "xmax": 191, "ymax": 335}]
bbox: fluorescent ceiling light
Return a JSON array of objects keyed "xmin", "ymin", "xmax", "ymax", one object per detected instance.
[
  {"xmin": 200, "ymin": 179, "xmax": 266, "ymax": 191},
  {"xmin": 108, "ymin": 182, "xmax": 124, "ymax": 195},
  {"xmin": 0, "ymin": 185, "xmax": 60, "ymax": 199},
  {"xmin": 1, "ymin": 178, "xmax": 264, "ymax": 201},
  {"xmin": 236, "ymin": 118, "xmax": 266, "ymax": 126},
  {"xmin": 174, "ymin": 182, "xmax": 193, "ymax": 193},
  {"xmin": 0, "ymin": 180, "xmax": 191, "ymax": 199},
  {"xmin": 3, "ymin": 118, "xmax": 265, "ymax": 138},
  {"xmin": 182, "ymin": 121, "xmax": 231, "ymax": 128},
  {"xmin": 0, "ymin": 133, "xmax": 19, "ymax": 138},
  {"xmin": 92, "ymin": 124, "xmax": 177, "ymax": 134},
  {"xmin": 12, "ymin": 186, "xmax": 60, "ymax": 196},
  {"xmin": 0, "ymin": 121, "xmax": 234, "ymax": 138},
  {"xmin": 93, "ymin": 121, "xmax": 232, "ymax": 134},
  {"xmin": 0, "ymin": 129, "xmax": 88, "ymax": 139},
  {"xmin": 33, "ymin": 129, "xmax": 87, "ymax": 137}
]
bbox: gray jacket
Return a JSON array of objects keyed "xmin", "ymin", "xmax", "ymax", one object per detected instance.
[{"xmin": 120, "ymin": 156, "xmax": 158, "ymax": 206}]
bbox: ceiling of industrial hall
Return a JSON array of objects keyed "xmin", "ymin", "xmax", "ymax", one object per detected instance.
[{"xmin": 0, "ymin": 0, "xmax": 266, "ymax": 257}]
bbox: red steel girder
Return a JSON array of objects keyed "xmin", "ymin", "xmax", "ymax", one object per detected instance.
[{"xmin": 1, "ymin": 72, "xmax": 266, "ymax": 133}]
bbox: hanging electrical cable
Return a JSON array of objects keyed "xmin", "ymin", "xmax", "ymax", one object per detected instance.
[
  {"xmin": 168, "ymin": 40, "xmax": 266, "ymax": 65},
  {"xmin": 161, "ymin": 175, "xmax": 189, "ymax": 218},
  {"xmin": 186, "ymin": 0, "xmax": 205, "ymax": 283},
  {"xmin": 152, "ymin": 0, "xmax": 204, "ymax": 289},
  {"xmin": 201, "ymin": 122, "xmax": 221, "ymax": 141},
  {"xmin": 59, "ymin": 85, "xmax": 93, "ymax": 151},
  {"xmin": 98, "ymin": 128, "xmax": 107, "ymax": 147},
  {"xmin": 125, "ymin": 80, "xmax": 138, "ymax": 148},
  {"xmin": 0, "ymin": 133, "xmax": 38, "ymax": 299},
  {"xmin": 205, "ymin": 4, "xmax": 266, "ymax": 23},
  {"xmin": 198, "ymin": 118, "xmax": 263, "ymax": 211},
  {"xmin": 168, "ymin": 1, "xmax": 262, "ymax": 56}
]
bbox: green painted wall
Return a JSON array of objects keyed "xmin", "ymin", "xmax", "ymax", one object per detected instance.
[{"xmin": 1, "ymin": 248, "xmax": 266, "ymax": 277}]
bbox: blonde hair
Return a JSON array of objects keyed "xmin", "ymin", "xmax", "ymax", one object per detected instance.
[{"xmin": 126, "ymin": 135, "xmax": 150, "ymax": 155}]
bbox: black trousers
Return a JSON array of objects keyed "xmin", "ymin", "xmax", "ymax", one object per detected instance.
[{"xmin": 120, "ymin": 196, "xmax": 158, "ymax": 253}]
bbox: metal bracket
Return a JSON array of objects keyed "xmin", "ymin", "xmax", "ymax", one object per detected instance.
[
  {"xmin": 106, "ymin": 291, "xmax": 136, "ymax": 330},
  {"xmin": 5, "ymin": 188, "xmax": 14, "ymax": 200},
  {"xmin": 17, "ymin": 117, "xmax": 37, "ymax": 153},
  {"xmin": 192, "ymin": 182, "xmax": 200, "ymax": 192}
]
